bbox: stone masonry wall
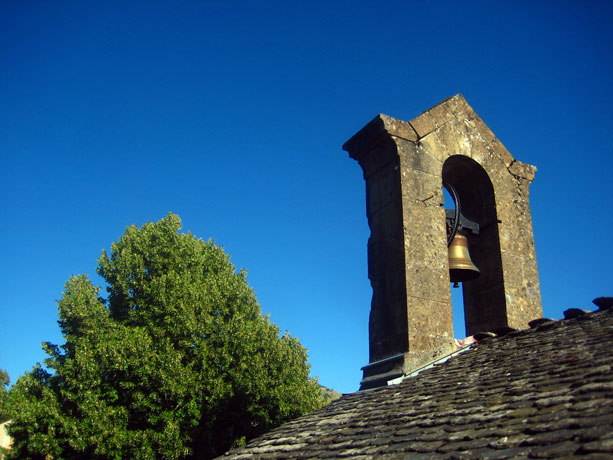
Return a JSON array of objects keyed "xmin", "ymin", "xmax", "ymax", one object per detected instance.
[{"xmin": 343, "ymin": 95, "xmax": 543, "ymax": 389}]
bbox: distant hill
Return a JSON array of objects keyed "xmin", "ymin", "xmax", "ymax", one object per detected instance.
[{"xmin": 319, "ymin": 385, "xmax": 342, "ymax": 403}]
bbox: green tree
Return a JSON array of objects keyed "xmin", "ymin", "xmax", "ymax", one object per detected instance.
[
  {"xmin": 6, "ymin": 214, "xmax": 324, "ymax": 459},
  {"xmin": 0, "ymin": 369, "xmax": 8, "ymax": 422}
]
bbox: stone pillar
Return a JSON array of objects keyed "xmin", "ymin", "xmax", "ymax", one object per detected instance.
[{"xmin": 343, "ymin": 95, "xmax": 543, "ymax": 390}]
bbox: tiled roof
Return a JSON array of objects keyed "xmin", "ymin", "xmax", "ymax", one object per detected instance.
[{"xmin": 218, "ymin": 303, "xmax": 613, "ymax": 459}]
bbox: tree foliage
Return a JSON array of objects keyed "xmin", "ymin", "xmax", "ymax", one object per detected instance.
[
  {"xmin": 0, "ymin": 368, "xmax": 9, "ymax": 422},
  {"xmin": 6, "ymin": 214, "xmax": 324, "ymax": 459}
]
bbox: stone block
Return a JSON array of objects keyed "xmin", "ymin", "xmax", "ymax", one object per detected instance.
[
  {"xmin": 404, "ymin": 263, "xmax": 451, "ymax": 303},
  {"xmin": 398, "ymin": 138, "xmax": 441, "ymax": 176},
  {"xmin": 427, "ymin": 100, "xmax": 456, "ymax": 130},
  {"xmin": 368, "ymin": 202, "xmax": 403, "ymax": 238},
  {"xmin": 497, "ymin": 210, "xmax": 537, "ymax": 258},
  {"xmin": 407, "ymin": 298, "xmax": 453, "ymax": 338},
  {"xmin": 371, "ymin": 298, "xmax": 409, "ymax": 335},
  {"xmin": 420, "ymin": 119, "xmax": 477, "ymax": 160},
  {"xmin": 402, "ymin": 196, "xmax": 447, "ymax": 233},
  {"xmin": 446, "ymin": 94, "xmax": 475, "ymax": 122},
  {"xmin": 358, "ymin": 139, "xmax": 399, "ymax": 179},
  {"xmin": 404, "ymin": 226, "xmax": 448, "ymax": 271},
  {"xmin": 380, "ymin": 114, "xmax": 419, "ymax": 142},
  {"xmin": 367, "ymin": 233, "xmax": 405, "ymax": 279},
  {"xmin": 409, "ymin": 110, "xmax": 437, "ymax": 138},
  {"xmin": 487, "ymin": 138, "xmax": 515, "ymax": 168},
  {"xmin": 500, "ymin": 252, "xmax": 524, "ymax": 285},
  {"xmin": 408, "ymin": 94, "xmax": 470, "ymax": 139},
  {"xmin": 465, "ymin": 113, "xmax": 496, "ymax": 147},
  {"xmin": 520, "ymin": 257, "xmax": 541, "ymax": 289},
  {"xmin": 504, "ymin": 284, "xmax": 542, "ymax": 329},
  {"xmin": 365, "ymin": 165, "xmax": 400, "ymax": 218},
  {"xmin": 369, "ymin": 300, "xmax": 409, "ymax": 361},
  {"xmin": 508, "ymin": 160, "xmax": 537, "ymax": 182},
  {"xmin": 400, "ymin": 168, "xmax": 442, "ymax": 205}
]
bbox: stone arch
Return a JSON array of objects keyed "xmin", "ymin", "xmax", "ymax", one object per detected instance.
[
  {"xmin": 344, "ymin": 95, "xmax": 543, "ymax": 389},
  {"xmin": 442, "ymin": 155, "xmax": 506, "ymax": 336}
]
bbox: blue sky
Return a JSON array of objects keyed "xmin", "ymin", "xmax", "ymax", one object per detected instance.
[{"xmin": 1, "ymin": 1, "xmax": 611, "ymax": 394}]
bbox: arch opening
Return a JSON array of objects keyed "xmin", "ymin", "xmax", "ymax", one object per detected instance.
[
  {"xmin": 443, "ymin": 186, "xmax": 467, "ymax": 338},
  {"xmin": 443, "ymin": 155, "xmax": 506, "ymax": 336}
]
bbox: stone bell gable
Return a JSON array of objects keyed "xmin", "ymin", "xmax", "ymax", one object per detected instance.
[
  {"xmin": 342, "ymin": 95, "xmax": 542, "ymax": 389},
  {"xmin": 216, "ymin": 98, "xmax": 613, "ymax": 460}
]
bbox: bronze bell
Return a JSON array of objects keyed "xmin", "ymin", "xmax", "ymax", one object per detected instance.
[{"xmin": 448, "ymin": 233, "xmax": 480, "ymax": 287}]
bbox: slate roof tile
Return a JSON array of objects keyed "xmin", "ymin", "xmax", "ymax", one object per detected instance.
[{"xmin": 217, "ymin": 309, "xmax": 613, "ymax": 459}]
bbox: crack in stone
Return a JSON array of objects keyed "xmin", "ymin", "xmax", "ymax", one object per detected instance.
[
  {"xmin": 414, "ymin": 195, "xmax": 444, "ymax": 209},
  {"xmin": 505, "ymin": 159, "xmax": 529, "ymax": 195},
  {"xmin": 419, "ymin": 195, "xmax": 436, "ymax": 206},
  {"xmin": 507, "ymin": 159, "xmax": 518, "ymax": 175}
]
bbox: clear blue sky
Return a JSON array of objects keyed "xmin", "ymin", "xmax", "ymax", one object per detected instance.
[{"xmin": 1, "ymin": 1, "xmax": 611, "ymax": 394}]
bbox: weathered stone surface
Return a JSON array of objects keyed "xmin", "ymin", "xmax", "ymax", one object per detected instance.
[
  {"xmin": 343, "ymin": 95, "xmax": 543, "ymax": 389},
  {"xmin": 420, "ymin": 120, "xmax": 479, "ymax": 160},
  {"xmin": 409, "ymin": 109, "xmax": 438, "ymax": 138},
  {"xmin": 365, "ymin": 166, "xmax": 399, "ymax": 219},
  {"xmin": 403, "ymin": 207, "xmax": 449, "ymax": 271},
  {"xmin": 343, "ymin": 114, "xmax": 418, "ymax": 160},
  {"xmin": 487, "ymin": 137, "xmax": 515, "ymax": 168},
  {"xmin": 404, "ymin": 265, "xmax": 451, "ymax": 304},
  {"xmin": 508, "ymin": 159, "xmax": 537, "ymax": 181}
]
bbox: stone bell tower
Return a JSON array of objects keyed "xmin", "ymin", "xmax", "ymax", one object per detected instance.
[{"xmin": 343, "ymin": 95, "xmax": 542, "ymax": 390}]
